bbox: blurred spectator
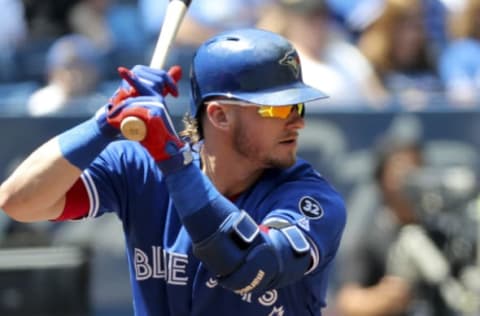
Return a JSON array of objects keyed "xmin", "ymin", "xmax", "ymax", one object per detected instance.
[
  {"xmin": 334, "ymin": 133, "xmax": 461, "ymax": 316},
  {"xmin": 137, "ymin": 0, "xmax": 167, "ymax": 42},
  {"xmin": 422, "ymin": 0, "xmax": 449, "ymax": 55},
  {"xmin": 69, "ymin": 0, "xmax": 149, "ymax": 77},
  {"xmin": 105, "ymin": 1, "xmax": 150, "ymax": 75},
  {"xmin": 14, "ymin": 0, "xmax": 81, "ymax": 82},
  {"xmin": 0, "ymin": 0, "xmax": 28, "ymax": 81},
  {"xmin": 357, "ymin": 0, "xmax": 444, "ymax": 110},
  {"xmin": 22, "ymin": 0, "xmax": 79, "ymax": 40},
  {"xmin": 325, "ymin": 0, "xmax": 449, "ymax": 56},
  {"xmin": 174, "ymin": 0, "xmax": 270, "ymax": 46},
  {"xmin": 137, "ymin": 0, "xmax": 272, "ymax": 90},
  {"xmin": 26, "ymin": 34, "xmax": 104, "ymax": 116},
  {"xmin": 439, "ymin": 0, "xmax": 469, "ymax": 13},
  {"xmin": 439, "ymin": 0, "xmax": 480, "ymax": 107},
  {"xmin": 257, "ymin": 0, "xmax": 388, "ymax": 109},
  {"xmin": 138, "ymin": 0, "xmax": 269, "ymax": 50},
  {"xmin": 68, "ymin": 0, "xmax": 114, "ymax": 53},
  {"xmin": 0, "ymin": 0, "xmax": 27, "ymax": 49},
  {"xmin": 325, "ymin": 0, "xmax": 385, "ymax": 38}
]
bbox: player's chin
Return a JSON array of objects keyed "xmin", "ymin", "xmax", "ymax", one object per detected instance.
[{"xmin": 268, "ymin": 153, "xmax": 297, "ymax": 169}]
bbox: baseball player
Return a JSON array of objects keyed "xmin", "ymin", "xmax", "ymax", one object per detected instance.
[{"xmin": 0, "ymin": 28, "xmax": 346, "ymax": 315}]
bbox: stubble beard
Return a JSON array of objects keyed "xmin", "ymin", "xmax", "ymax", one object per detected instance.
[{"xmin": 233, "ymin": 124, "xmax": 296, "ymax": 169}]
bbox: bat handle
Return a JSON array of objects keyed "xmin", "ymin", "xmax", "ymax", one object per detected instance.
[{"xmin": 120, "ymin": 0, "xmax": 190, "ymax": 141}]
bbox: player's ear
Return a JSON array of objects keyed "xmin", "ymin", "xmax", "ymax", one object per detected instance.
[{"xmin": 205, "ymin": 102, "xmax": 230, "ymax": 131}]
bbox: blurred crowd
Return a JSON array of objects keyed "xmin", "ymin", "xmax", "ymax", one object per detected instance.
[
  {"xmin": 332, "ymin": 122, "xmax": 480, "ymax": 316},
  {"xmin": 0, "ymin": 0, "xmax": 480, "ymax": 315},
  {"xmin": 0, "ymin": 0, "xmax": 480, "ymax": 116}
]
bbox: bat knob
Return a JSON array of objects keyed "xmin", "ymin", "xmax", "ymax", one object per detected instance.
[{"xmin": 121, "ymin": 116, "xmax": 147, "ymax": 141}]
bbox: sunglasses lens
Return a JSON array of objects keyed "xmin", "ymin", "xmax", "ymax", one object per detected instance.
[
  {"xmin": 258, "ymin": 104, "xmax": 305, "ymax": 119},
  {"xmin": 275, "ymin": 106, "xmax": 294, "ymax": 118},
  {"xmin": 297, "ymin": 103, "xmax": 305, "ymax": 117}
]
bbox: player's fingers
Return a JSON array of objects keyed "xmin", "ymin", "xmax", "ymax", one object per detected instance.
[
  {"xmin": 118, "ymin": 65, "xmax": 181, "ymax": 98},
  {"xmin": 138, "ymin": 66, "xmax": 180, "ymax": 97},
  {"xmin": 118, "ymin": 67, "xmax": 137, "ymax": 88},
  {"xmin": 168, "ymin": 65, "xmax": 182, "ymax": 82},
  {"xmin": 118, "ymin": 66, "xmax": 156, "ymax": 96},
  {"xmin": 163, "ymin": 66, "xmax": 182, "ymax": 97},
  {"xmin": 162, "ymin": 76, "xmax": 179, "ymax": 97},
  {"xmin": 131, "ymin": 65, "xmax": 181, "ymax": 97}
]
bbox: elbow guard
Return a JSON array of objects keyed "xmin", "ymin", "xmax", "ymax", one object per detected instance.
[{"xmin": 192, "ymin": 210, "xmax": 312, "ymax": 294}]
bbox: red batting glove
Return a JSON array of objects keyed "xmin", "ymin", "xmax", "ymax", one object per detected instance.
[
  {"xmin": 107, "ymin": 96, "xmax": 186, "ymax": 163},
  {"xmin": 108, "ymin": 65, "xmax": 182, "ymax": 127}
]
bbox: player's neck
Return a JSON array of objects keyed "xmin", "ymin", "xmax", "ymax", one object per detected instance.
[{"xmin": 200, "ymin": 145, "xmax": 263, "ymax": 199}]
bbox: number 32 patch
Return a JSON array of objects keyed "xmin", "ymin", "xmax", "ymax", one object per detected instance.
[{"xmin": 299, "ymin": 196, "xmax": 324, "ymax": 219}]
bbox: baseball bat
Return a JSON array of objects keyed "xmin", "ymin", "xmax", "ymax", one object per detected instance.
[{"xmin": 120, "ymin": 0, "xmax": 192, "ymax": 141}]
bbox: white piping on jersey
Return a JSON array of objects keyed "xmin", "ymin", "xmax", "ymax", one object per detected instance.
[
  {"xmin": 81, "ymin": 170, "xmax": 99, "ymax": 218},
  {"xmin": 305, "ymin": 234, "xmax": 320, "ymax": 275}
]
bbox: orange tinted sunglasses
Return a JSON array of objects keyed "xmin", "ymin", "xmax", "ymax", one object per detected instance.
[{"xmin": 207, "ymin": 100, "xmax": 305, "ymax": 119}]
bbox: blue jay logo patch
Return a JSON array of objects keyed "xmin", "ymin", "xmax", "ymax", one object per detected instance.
[
  {"xmin": 299, "ymin": 196, "xmax": 324, "ymax": 219},
  {"xmin": 279, "ymin": 48, "xmax": 301, "ymax": 78}
]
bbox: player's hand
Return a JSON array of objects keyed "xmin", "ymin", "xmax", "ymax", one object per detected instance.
[
  {"xmin": 106, "ymin": 96, "xmax": 187, "ymax": 164},
  {"xmin": 94, "ymin": 65, "xmax": 182, "ymax": 138},
  {"xmin": 110, "ymin": 64, "xmax": 181, "ymax": 107}
]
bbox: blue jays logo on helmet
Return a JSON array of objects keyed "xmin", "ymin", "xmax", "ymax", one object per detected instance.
[
  {"xmin": 189, "ymin": 28, "xmax": 328, "ymax": 119},
  {"xmin": 279, "ymin": 49, "xmax": 301, "ymax": 78}
]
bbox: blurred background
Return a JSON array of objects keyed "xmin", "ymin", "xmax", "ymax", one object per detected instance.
[{"xmin": 0, "ymin": 0, "xmax": 479, "ymax": 315}]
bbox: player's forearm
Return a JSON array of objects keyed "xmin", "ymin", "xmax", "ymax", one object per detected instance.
[
  {"xmin": 164, "ymin": 162, "xmax": 238, "ymax": 242},
  {"xmin": 336, "ymin": 283, "xmax": 408, "ymax": 316},
  {"xmin": 336, "ymin": 285, "xmax": 388, "ymax": 316},
  {"xmin": 0, "ymin": 137, "xmax": 81, "ymax": 222},
  {"xmin": 1, "ymin": 115, "xmax": 115, "ymax": 222},
  {"xmin": 163, "ymin": 163, "xmax": 312, "ymax": 293}
]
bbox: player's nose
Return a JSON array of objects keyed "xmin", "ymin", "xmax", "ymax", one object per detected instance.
[{"xmin": 285, "ymin": 111, "xmax": 305, "ymax": 130}]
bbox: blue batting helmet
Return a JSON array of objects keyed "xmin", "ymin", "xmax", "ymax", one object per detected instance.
[{"xmin": 189, "ymin": 28, "xmax": 328, "ymax": 117}]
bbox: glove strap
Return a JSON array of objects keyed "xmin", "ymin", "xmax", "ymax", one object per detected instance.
[{"xmin": 156, "ymin": 144, "xmax": 193, "ymax": 175}]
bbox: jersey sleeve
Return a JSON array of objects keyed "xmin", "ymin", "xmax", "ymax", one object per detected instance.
[
  {"xmin": 57, "ymin": 141, "xmax": 162, "ymax": 221},
  {"xmin": 261, "ymin": 176, "xmax": 347, "ymax": 274}
]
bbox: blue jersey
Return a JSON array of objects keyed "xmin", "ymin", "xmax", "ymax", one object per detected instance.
[{"xmin": 78, "ymin": 141, "xmax": 346, "ymax": 316}]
